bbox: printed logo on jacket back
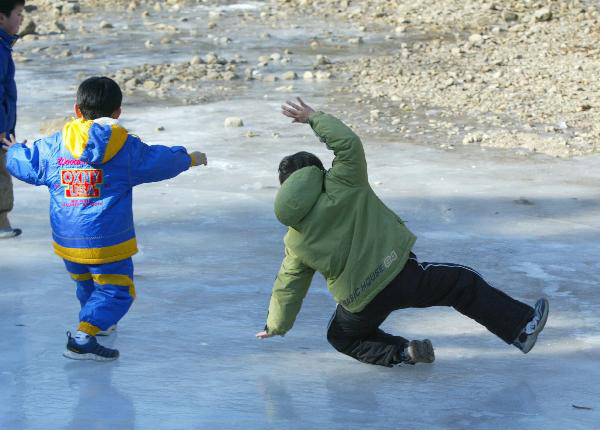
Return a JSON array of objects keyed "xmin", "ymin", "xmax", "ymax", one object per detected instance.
[
  {"xmin": 341, "ymin": 250, "xmax": 399, "ymax": 308},
  {"xmin": 60, "ymin": 168, "xmax": 103, "ymax": 199}
]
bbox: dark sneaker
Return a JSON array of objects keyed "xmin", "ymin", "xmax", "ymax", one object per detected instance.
[
  {"xmin": 513, "ymin": 298, "xmax": 549, "ymax": 354},
  {"xmin": 404, "ymin": 339, "xmax": 435, "ymax": 364},
  {"xmin": 0, "ymin": 228, "xmax": 22, "ymax": 239},
  {"xmin": 63, "ymin": 332, "xmax": 119, "ymax": 361},
  {"xmin": 97, "ymin": 325, "xmax": 117, "ymax": 336}
]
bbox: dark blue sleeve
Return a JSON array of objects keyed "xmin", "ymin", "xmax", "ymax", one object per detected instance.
[
  {"xmin": 6, "ymin": 140, "xmax": 49, "ymax": 186},
  {"xmin": 0, "ymin": 50, "xmax": 7, "ymax": 133},
  {"xmin": 128, "ymin": 136, "xmax": 191, "ymax": 186}
]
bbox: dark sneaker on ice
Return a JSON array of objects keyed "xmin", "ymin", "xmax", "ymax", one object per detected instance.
[
  {"xmin": 63, "ymin": 332, "xmax": 119, "ymax": 361},
  {"xmin": 514, "ymin": 298, "xmax": 549, "ymax": 354},
  {"xmin": 404, "ymin": 339, "xmax": 435, "ymax": 364},
  {"xmin": 97, "ymin": 325, "xmax": 117, "ymax": 336},
  {"xmin": 0, "ymin": 228, "xmax": 22, "ymax": 239}
]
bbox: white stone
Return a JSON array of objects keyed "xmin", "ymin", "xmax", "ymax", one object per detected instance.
[
  {"xmin": 282, "ymin": 71, "xmax": 298, "ymax": 80},
  {"xmin": 315, "ymin": 55, "xmax": 331, "ymax": 65},
  {"xmin": 468, "ymin": 34, "xmax": 484, "ymax": 44},
  {"xmin": 224, "ymin": 117, "xmax": 244, "ymax": 127},
  {"xmin": 315, "ymin": 71, "xmax": 332, "ymax": 80},
  {"xmin": 143, "ymin": 80, "xmax": 158, "ymax": 90},
  {"xmin": 205, "ymin": 53, "xmax": 218, "ymax": 64},
  {"xmin": 534, "ymin": 8, "xmax": 552, "ymax": 22}
]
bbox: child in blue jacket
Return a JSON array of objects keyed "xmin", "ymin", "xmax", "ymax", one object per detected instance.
[
  {"xmin": 2, "ymin": 77, "xmax": 208, "ymax": 361},
  {"xmin": 0, "ymin": 0, "xmax": 24, "ymax": 239}
]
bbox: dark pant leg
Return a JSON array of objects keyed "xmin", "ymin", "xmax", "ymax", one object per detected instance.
[
  {"xmin": 0, "ymin": 151, "xmax": 14, "ymax": 229},
  {"xmin": 397, "ymin": 257, "xmax": 534, "ymax": 344},
  {"xmin": 327, "ymin": 303, "xmax": 409, "ymax": 367},
  {"xmin": 327, "ymin": 256, "xmax": 534, "ymax": 366}
]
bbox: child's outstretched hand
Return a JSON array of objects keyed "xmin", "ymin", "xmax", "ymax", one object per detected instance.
[
  {"xmin": 190, "ymin": 151, "xmax": 207, "ymax": 167},
  {"xmin": 1, "ymin": 133, "xmax": 25, "ymax": 152},
  {"xmin": 256, "ymin": 330, "xmax": 274, "ymax": 339},
  {"xmin": 281, "ymin": 97, "xmax": 315, "ymax": 124}
]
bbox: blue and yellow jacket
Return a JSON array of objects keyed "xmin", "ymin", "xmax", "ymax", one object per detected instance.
[
  {"xmin": 0, "ymin": 29, "xmax": 18, "ymax": 135},
  {"xmin": 6, "ymin": 117, "xmax": 192, "ymax": 264}
]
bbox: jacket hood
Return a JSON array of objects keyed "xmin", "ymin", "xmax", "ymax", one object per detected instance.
[
  {"xmin": 274, "ymin": 166, "xmax": 324, "ymax": 227},
  {"xmin": 62, "ymin": 118, "xmax": 129, "ymax": 164}
]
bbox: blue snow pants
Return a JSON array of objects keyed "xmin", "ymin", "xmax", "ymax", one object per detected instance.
[{"xmin": 63, "ymin": 258, "xmax": 136, "ymax": 336}]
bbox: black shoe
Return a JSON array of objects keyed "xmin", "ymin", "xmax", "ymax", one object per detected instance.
[
  {"xmin": 63, "ymin": 331, "xmax": 119, "ymax": 361},
  {"xmin": 513, "ymin": 298, "xmax": 549, "ymax": 354},
  {"xmin": 0, "ymin": 228, "xmax": 21, "ymax": 239}
]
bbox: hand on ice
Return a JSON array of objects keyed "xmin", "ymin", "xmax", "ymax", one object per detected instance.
[
  {"xmin": 0, "ymin": 133, "xmax": 26, "ymax": 152},
  {"xmin": 190, "ymin": 151, "xmax": 208, "ymax": 167},
  {"xmin": 256, "ymin": 330, "xmax": 274, "ymax": 339},
  {"xmin": 281, "ymin": 97, "xmax": 315, "ymax": 124}
]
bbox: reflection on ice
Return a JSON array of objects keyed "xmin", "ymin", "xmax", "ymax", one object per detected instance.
[{"xmin": 64, "ymin": 361, "xmax": 135, "ymax": 430}]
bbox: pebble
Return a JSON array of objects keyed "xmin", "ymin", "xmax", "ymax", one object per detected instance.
[
  {"xmin": 282, "ymin": 71, "xmax": 298, "ymax": 80},
  {"xmin": 205, "ymin": 53, "xmax": 218, "ymax": 64},
  {"xmin": 503, "ymin": 11, "xmax": 519, "ymax": 22},
  {"xmin": 224, "ymin": 117, "xmax": 244, "ymax": 127},
  {"xmin": 316, "ymin": 55, "xmax": 332, "ymax": 65},
  {"xmin": 534, "ymin": 8, "xmax": 553, "ymax": 22},
  {"xmin": 18, "ymin": 19, "xmax": 36, "ymax": 37},
  {"xmin": 300, "ymin": 0, "xmax": 600, "ymax": 157},
  {"xmin": 28, "ymin": 0, "xmax": 599, "ymax": 159},
  {"xmin": 143, "ymin": 80, "xmax": 158, "ymax": 90},
  {"xmin": 315, "ymin": 71, "xmax": 332, "ymax": 80}
]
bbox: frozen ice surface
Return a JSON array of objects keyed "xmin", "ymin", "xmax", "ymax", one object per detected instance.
[{"xmin": 2, "ymin": 99, "xmax": 600, "ymax": 429}]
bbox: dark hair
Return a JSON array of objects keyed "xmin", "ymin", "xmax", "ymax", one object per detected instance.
[
  {"xmin": 0, "ymin": 0, "xmax": 24, "ymax": 17},
  {"xmin": 76, "ymin": 77, "xmax": 122, "ymax": 120},
  {"xmin": 278, "ymin": 151, "xmax": 325, "ymax": 184}
]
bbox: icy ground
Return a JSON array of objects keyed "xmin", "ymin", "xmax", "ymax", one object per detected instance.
[
  {"xmin": 2, "ymin": 99, "xmax": 600, "ymax": 429},
  {"xmin": 1, "ymin": 2, "xmax": 600, "ymax": 429}
]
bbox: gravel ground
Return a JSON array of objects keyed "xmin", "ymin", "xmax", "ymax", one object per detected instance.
[
  {"xmin": 16, "ymin": 0, "xmax": 600, "ymax": 157},
  {"xmin": 265, "ymin": 0, "xmax": 600, "ymax": 157}
]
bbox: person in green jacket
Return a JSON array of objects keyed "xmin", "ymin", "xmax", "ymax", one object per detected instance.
[{"xmin": 256, "ymin": 98, "xmax": 549, "ymax": 367}]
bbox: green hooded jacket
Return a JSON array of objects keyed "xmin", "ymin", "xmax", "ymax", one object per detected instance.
[{"xmin": 265, "ymin": 112, "xmax": 417, "ymax": 335}]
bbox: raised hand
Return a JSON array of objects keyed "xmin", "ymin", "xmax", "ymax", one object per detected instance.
[{"xmin": 281, "ymin": 97, "xmax": 315, "ymax": 124}]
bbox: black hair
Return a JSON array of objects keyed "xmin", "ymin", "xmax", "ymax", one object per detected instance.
[
  {"xmin": 0, "ymin": 0, "xmax": 24, "ymax": 17},
  {"xmin": 76, "ymin": 77, "xmax": 123, "ymax": 120},
  {"xmin": 278, "ymin": 151, "xmax": 325, "ymax": 184}
]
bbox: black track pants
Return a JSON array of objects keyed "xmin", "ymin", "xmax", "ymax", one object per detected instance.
[{"xmin": 326, "ymin": 255, "xmax": 535, "ymax": 367}]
